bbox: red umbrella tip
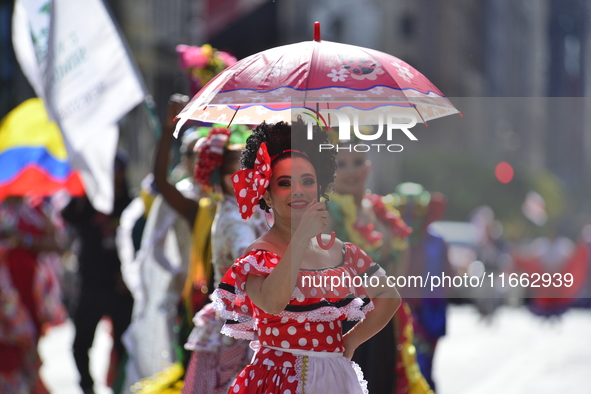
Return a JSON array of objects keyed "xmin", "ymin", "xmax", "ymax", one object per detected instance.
[
  {"xmin": 458, "ymin": 112, "xmax": 464, "ymax": 117},
  {"xmin": 314, "ymin": 22, "xmax": 321, "ymax": 42}
]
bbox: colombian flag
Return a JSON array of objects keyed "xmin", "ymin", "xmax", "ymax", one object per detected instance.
[{"xmin": 0, "ymin": 98, "xmax": 84, "ymax": 201}]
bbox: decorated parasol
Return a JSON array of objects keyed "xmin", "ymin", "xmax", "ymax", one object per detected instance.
[
  {"xmin": 175, "ymin": 22, "xmax": 460, "ymax": 133},
  {"xmin": 175, "ymin": 23, "xmax": 461, "ymax": 249}
]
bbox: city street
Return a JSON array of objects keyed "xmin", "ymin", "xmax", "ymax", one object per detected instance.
[
  {"xmin": 39, "ymin": 304, "xmax": 591, "ymax": 394},
  {"xmin": 40, "ymin": 319, "xmax": 113, "ymax": 394},
  {"xmin": 5, "ymin": 2, "xmax": 591, "ymax": 394},
  {"xmin": 433, "ymin": 305, "xmax": 591, "ymax": 394}
]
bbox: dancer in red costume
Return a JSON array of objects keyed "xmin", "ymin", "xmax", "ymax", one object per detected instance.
[
  {"xmin": 182, "ymin": 127, "xmax": 267, "ymax": 394},
  {"xmin": 213, "ymin": 120, "xmax": 401, "ymax": 393},
  {"xmin": 327, "ymin": 148, "xmax": 434, "ymax": 394},
  {"xmin": 0, "ymin": 196, "xmax": 67, "ymax": 393}
]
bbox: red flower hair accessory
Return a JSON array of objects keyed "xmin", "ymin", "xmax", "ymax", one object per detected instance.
[
  {"xmin": 365, "ymin": 194, "xmax": 413, "ymax": 239},
  {"xmin": 232, "ymin": 143, "xmax": 272, "ymax": 220},
  {"xmin": 194, "ymin": 127, "xmax": 232, "ymax": 188}
]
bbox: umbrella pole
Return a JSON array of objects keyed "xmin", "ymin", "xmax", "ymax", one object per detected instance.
[
  {"xmin": 316, "ymin": 142, "xmax": 335, "ymax": 251},
  {"xmin": 227, "ymin": 106, "xmax": 241, "ymax": 128}
]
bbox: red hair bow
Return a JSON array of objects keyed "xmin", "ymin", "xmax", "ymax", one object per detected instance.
[{"xmin": 232, "ymin": 143, "xmax": 272, "ymax": 220}]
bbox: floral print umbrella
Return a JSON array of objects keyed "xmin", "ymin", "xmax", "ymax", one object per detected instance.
[{"xmin": 175, "ymin": 22, "xmax": 459, "ymax": 132}]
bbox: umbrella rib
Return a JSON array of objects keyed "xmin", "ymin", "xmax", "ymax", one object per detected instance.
[
  {"xmin": 356, "ymin": 45, "xmax": 428, "ymax": 124},
  {"xmin": 302, "ymin": 42, "xmax": 319, "ymax": 111},
  {"xmin": 412, "ymin": 104, "xmax": 428, "ymax": 126},
  {"xmin": 227, "ymin": 106, "xmax": 241, "ymax": 127}
]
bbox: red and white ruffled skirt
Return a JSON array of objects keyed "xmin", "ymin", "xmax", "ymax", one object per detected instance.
[{"xmin": 227, "ymin": 341, "xmax": 368, "ymax": 394}]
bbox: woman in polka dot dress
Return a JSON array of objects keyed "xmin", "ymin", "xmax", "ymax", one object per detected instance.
[{"xmin": 212, "ymin": 120, "xmax": 401, "ymax": 393}]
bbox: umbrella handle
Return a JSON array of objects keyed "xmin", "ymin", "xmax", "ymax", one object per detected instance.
[
  {"xmin": 317, "ymin": 232, "xmax": 336, "ymax": 250},
  {"xmin": 315, "ymin": 178, "xmax": 334, "ymax": 250}
]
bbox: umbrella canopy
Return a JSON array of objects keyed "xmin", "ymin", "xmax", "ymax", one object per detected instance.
[
  {"xmin": 0, "ymin": 98, "xmax": 85, "ymax": 201},
  {"xmin": 176, "ymin": 22, "xmax": 459, "ymax": 131}
]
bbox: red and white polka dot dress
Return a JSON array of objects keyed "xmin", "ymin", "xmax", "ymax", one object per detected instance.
[{"xmin": 212, "ymin": 243, "xmax": 385, "ymax": 394}]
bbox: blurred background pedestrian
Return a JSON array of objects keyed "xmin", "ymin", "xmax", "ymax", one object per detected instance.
[
  {"xmin": 0, "ymin": 195, "xmax": 67, "ymax": 394},
  {"xmin": 61, "ymin": 153, "xmax": 133, "ymax": 394}
]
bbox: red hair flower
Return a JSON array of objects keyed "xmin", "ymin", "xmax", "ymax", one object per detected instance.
[{"xmin": 194, "ymin": 127, "xmax": 232, "ymax": 188}]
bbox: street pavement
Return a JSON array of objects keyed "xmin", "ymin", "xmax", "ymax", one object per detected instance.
[
  {"xmin": 433, "ymin": 304, "xmax": 591, "ymax": 394},
  {"xmin": 39, "ymin": 305, "xmax": 591, "ymax": 394},
  {"xmin": 40, "ymin": 319, "xmax": 113, "ymax": 394}
]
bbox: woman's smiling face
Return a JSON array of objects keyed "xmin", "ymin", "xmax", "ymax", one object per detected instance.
[
  {"xmin": 264, "ymin": 156, "xmax": 318, "ymax": 222},
  {"xmin": 334, "ymin": 149, "xmax": 370, "ymax": 196}
]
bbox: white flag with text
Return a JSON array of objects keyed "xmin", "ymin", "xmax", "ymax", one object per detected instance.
[{"xmin": 12, "ymin": 0, "xmax": 145, "ymax": 213}]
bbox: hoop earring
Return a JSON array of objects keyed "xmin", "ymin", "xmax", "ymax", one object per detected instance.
[{"xmin": 264, "ymin": 209, "xmax": 273, "ymax": 228}]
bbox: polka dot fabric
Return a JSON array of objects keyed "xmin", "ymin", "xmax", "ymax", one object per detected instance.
[
  {"xmin": 231, "ymin": 142, "xmax": 272, "ymax": 220},
  {"xmin": 211, "ymin": 243, "xmax": 384, "ymax": 393},
  {"xmin": 228, "ymin": 349, "xmax": 299, "ymax": 394},
  {"xmin": 212, "ymin": 243, "xmax": 383, "ymax": 344}
]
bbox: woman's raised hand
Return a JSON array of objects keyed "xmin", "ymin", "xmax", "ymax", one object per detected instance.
[{"xmin": 295, "ymin": 199, "xmax": 329, "ymax": 241}]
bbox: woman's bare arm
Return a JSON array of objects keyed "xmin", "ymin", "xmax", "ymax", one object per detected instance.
[
  {"xmin": 342, "ymin": 275, "xmax": 401, "ymax": 360},
  {"xmin": 153, "ymin": 96, "xmax": 198, "ymax": 227},
  {"xmin": 245, "ymin": 201, "xmax": 329, "ymax": 314},
  {"xmin": 245, "ymin": 232, "xmax": 310, "ymax": 315}
]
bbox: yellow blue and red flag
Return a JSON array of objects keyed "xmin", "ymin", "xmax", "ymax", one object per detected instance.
[{"xmin": 0, "ymin": 98, "xmax": 84, "ymax": 201}]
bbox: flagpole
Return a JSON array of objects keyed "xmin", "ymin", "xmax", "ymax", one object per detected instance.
[
  {"xmin": 43, "ymin": 0, "xmax": 57, "ymax": 123},
  {"xmin": 100, "ymin": 0, "xmax": 161, "ymax": 139},
  {"xmin": 144, "ymin": 95, "xmax": 162, "ymax": 139}
]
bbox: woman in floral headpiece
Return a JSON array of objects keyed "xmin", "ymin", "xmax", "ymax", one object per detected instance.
[
  {"xmin": 176, "ymin": 44, "xmax": 237, "ymax": 97},
  {"xmin": 327, "ymin": 139, "xmax": 434, "ymax": 394},
  {"xmin": 133, "ymin": 98, "xmax": 250, "ymax": 394},
  {"xmin": 181, "ymin": 125, "xmax": 268, "ymax": 394},
  {"xmin": 212, "ymin": 120, "xmax": 400, "ymax": 393}
]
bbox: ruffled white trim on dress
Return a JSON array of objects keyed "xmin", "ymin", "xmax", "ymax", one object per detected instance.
[
  {"xmin": 213, "ymin": 287, "xmax": 374, "ymax": 322},
  {"xmin": 237, "ymin": 253, "xmax": 275, "ymax": 275},
  {"xmin": 291, "ymin": 351, "xmax": 367, "ymax": 394},
  {"xmin": 210, "ymin": 289, "xmax": 251, "ymax": 323},
  {"xmin": 273, "ymin": 297, "xmax": 375, "ymax": 323},
  {"xmin": 214, "ymin": 301, "xmax": 375, "ymax": 342},
  {"xmin": 294, "ymin": 353, "xmax": 305, "ymax": 394},
  {"xmin": 374, "ymin": 266, "xmax": 387, "ymax": 277},
  {"xmin": 184, "ymin": 304, "xmax": 239, "ymax": 351},
  {"xmin": 350, "ymin": 361, "xmax": 369, "ymax": 394},
  {"xmin": 360, "ymin": 298, "xmax": 375, "ymax": 315},
  {"xmin": 220, "ymin": 323, "xmax": 255, "ymax": 341}
]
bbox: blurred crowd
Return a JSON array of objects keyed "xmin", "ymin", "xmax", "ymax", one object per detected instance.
[
  {"xmin": 2, "ymin": 101, "xmax": 590, "ymax": 394},
  {"xmin": 1, "ymin": 33, "xmax": 590, "ymax": 393}
]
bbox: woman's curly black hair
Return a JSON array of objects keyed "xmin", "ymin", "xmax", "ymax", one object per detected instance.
[{"xmin": 240, "ymin": 118, "xmax": 337, "ymax": 213}]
